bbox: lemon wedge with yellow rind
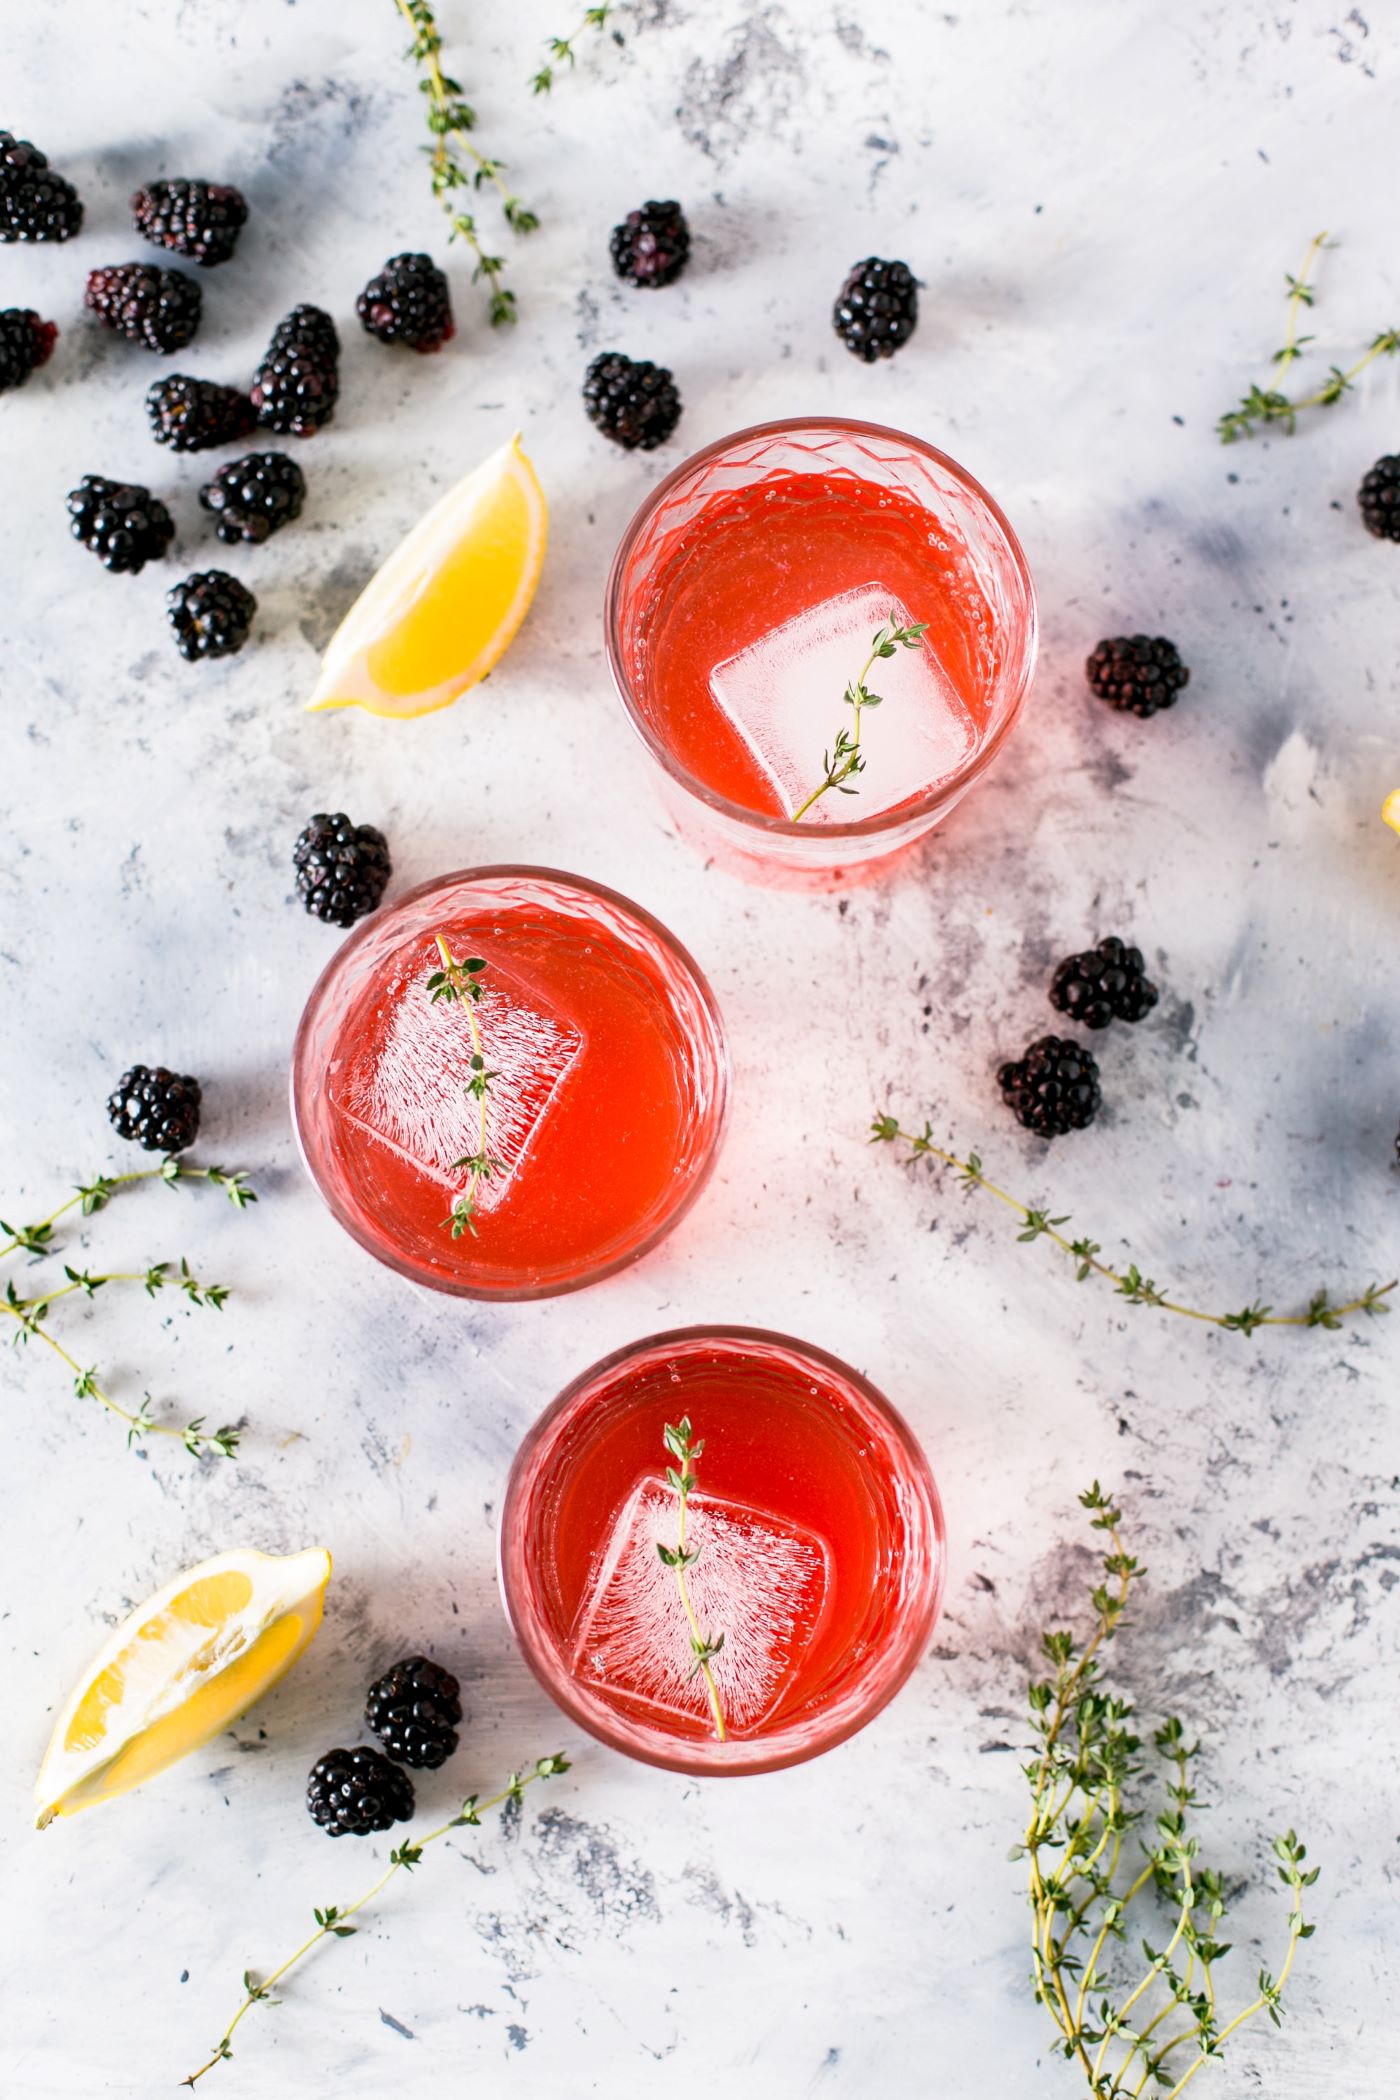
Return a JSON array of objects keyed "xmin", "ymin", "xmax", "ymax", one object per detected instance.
[
  {"xmin": 306, "ymin": 432, "xmax": 547, "ymax": 719},
  {"xmin": 35, "ymin": 1544, "xmax": 331, "ymax": 1827},
  {"xmin": 1383, "ymin": 790, "xmax": 1400, "ymax": 838}
]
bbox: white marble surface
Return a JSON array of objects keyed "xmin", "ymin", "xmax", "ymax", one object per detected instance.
[{"xmin": 2, "ymin": 2, "xmax": 1398, "ymax": 2094}]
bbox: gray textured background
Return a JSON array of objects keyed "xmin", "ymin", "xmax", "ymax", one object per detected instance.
[{"xmin": 2, "ymin": 3, "xmax": 1397, "ymax": 2095}]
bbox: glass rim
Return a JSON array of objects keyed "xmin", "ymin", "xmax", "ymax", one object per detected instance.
[
  {"xmin": 289, "ymin": 866, "xmax": 730, "ymax": 1302},
  {"xmin": 498, "ymin": 1322, "xmax": 946, "ymax": 1776},
  {"xmin": 603, "ymin": 414, "xmax": 1039, "ymax": 841}
]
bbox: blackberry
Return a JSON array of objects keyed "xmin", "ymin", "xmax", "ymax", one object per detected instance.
[
  {"xmin": 1049, "ymin": 937, "xmax": 1159, "ymax": 1031},
  {"xmin": 166, "ymin": 571, "xmax": 257, "ymax": 661},
  {"xmin": 106, "ymin": 1064, "xmax": 202, "ymax": 1153},
  {"xmin": 146, "ymin": 374, "xmax": 255, "ymax": 452},
  {"xmin": 997, "ymin": 1035, "xmax": 1102, "ymax": 1139},
  {"xmin": 0, "ymin": 131, "xmax": 83, "ymax": 242},
  {"xmin": 0, "ymin": 307, "xmax": 57, "ymax": 393},
  {"xmin": 130, "ymin": 178, "xmax": 248, "ymax": 268},
  {"xmin": 365, "ymin": 1656, "xmax": 462, "ymax": 1769},
  {"xmin": 85, "ymin": 263, "xmax": 202, "ymax": 355},
  {"xmin": 293, "ymin": 813, "xmax": 392, "ymax": 927},
  {"xmin": 306, "ymin": 1747, "xmax": 414, "ymax": 1838},
  {"xmin": 1085, "ymin": 636, "xmax": 1190, "ymax": 719},
  {"xmin": 356, "ymin": 253, "xmax": 454, "ymax": 353},
  {"xmin": 67, "ymin": 476, "xmax": 175, "ymax": 574},
  {"xmin": 1358, "ymin": 456, "xmax": 1400, "ymax": 543},
  {"xmin": 832, "ymin": 257, "xmax": 919, "ymax": 362},
  {"xmin": 251, "ymin": 305, "xmax": 340, "ymax": 436},
  {"xmin": 609, "ymin": 200, "xmax": 691, "ymax": 289},
  {"xmin": 199, "ymin": 451, "xmax": 306, "ymax": 545},
  {"xmin": 582, "ymin": 351, "xmax": 682, "ymax": 451}
]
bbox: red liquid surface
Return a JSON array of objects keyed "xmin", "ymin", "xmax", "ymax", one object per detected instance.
[
  {"xmin": 300, "ymin": 882, "xmax": 724, "ymax": 1295},
  {"xmin": 513, "ymin": 1339, "xmax": 936, "ymax": 1749},
  {"xmin": 631, "ymin": 470, "xmax": 998, "ymax": 818}
]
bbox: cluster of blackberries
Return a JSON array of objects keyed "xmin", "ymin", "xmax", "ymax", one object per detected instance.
[
  {"xmin": 585, "ymin": 201, "xmax": 922, "ymax": 449},
  {"xmin": 998, "ymin": 938, "xmax": 1160, "ymax": 1138},
  {"xmin": 307, "ymin": 1656, "xmax": 463, "ymax": 1838}
]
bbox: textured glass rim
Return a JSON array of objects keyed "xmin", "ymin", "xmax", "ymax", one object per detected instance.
[
  {"xmin": 289, "ymin": 867, "xmax": 730, "ymax": 1302},
  {"xmin": 603, "ymin": 415, "xmax": 1039, "ymax": 840},
  {"xmin": 498, "ymin": 1324, "xmax": 946, "ymax": 1776}
]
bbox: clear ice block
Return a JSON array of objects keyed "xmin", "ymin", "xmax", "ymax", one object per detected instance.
[
  {"xmin": 336, "ymin": 966, "xmax": 582, "ymax": 1213},
  {"xmin": 708, "ymin": 582, "xmax": 976, "ymax": 820},
  {"xmin": 570, "ymin": 1482, "xmax": 832, "ymax": 1732}
]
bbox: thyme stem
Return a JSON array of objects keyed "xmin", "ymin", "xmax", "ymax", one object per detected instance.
[
  {"xmin": 658, "ymin": 1418, "xmax": 726, "ymax": 1742},
  {"xmin": 871, "ymin": 1117, "xmax": 1394, "ymax": 1335},
  {"xmin": 1020, "ymin": 1487, "xmax": 1318, "ymax": 2095},
  {"xmin": 182, "ymin": 1754, "xmax": 570, "ymax": 2085},
  {"xmin": 792, "ymin": 613, "xmax": 928, "ymax": 822},
  {"xmin": 1218, "ymin": 233, "xmax": 1400, "ymax": 441},
  {"xmin": 426, "ymin": 935, "xmax": 498, "ymax": 1238}
]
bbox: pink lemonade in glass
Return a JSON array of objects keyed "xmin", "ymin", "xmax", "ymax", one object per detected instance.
[
  {"xmin": 291, "ymin": 870, "xmax": 728, "ymax": 1299},
  {"xmin": 606, "ymin": 418, "xmax": 1037, "ymax": 883},
  {"xmin": 499, "ymin": 1328, "xmax": 945, "ymax": 1775}
]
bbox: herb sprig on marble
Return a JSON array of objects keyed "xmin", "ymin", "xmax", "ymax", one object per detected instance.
[
  {"xmin": 870, "ymin": 1117, "xmax": 1394, "ymax": 1335},
  {"xmin": 530, "ymin": 6, "xmax": 613, "ymax": 94},
  {"xmin": 792, "ymin": 613, "xmax": 929, "ymax": 823},
  {"xmin": 657, "ymin": 1417, "xmax": 727, "ymax": 1742},
  {"xmin": 426, "ymin": 934, "xmax": 500, "ymax": 1239},
  {"xmin": 1, "ymin": 1160, "xmax": 253, "ymax": 1457},
  {"xmin": 181, "ymin": 1753, "xmax": 570, "ymax": 2086},
  {"xmin": 1017, "ymin": 1484, "xmax": 1317, "ymax": 2096},
  {"xmin": 395, "ymin": 0, "xmax": 540, "ymax": 325},
  {"xmin": 1217, "ymin": 233, "xmax": 1400, "ymax": 442}
]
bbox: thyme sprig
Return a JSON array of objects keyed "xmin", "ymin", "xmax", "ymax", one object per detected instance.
[
  {"xmin": 0, "ymin": 1160, "xmax": 254, "ymax": 1456},
  {"xmin": 182, "ymin": 1753, "xmax": 570, "ymax": 2086},
  {"xmin": 792, "ymin": 613, "xmax": 929, "ymax": 823},
  {"xmin": 657, "ymin": 1417, "xmax": 726, "ymax": 1742},
  {"xmin": 1018, "ymin": 1484, "xmax": 1317, "ymax": 2096},
  {"xmin": 426, "ymin": 934, "xmax": 500, "ymax": 1239},
  {"xmin": 870, "ymin": 1117, "xmax": 1394, "ymax": 1336},
  {"xmin": 1217, "ymin": 233, "xmax": 1400, "ymax": 441},
  {"xmin": 395, "ymin": 0, "xmax": 540, "ymax": 326},
  {"xmin": 531, "ymin": 6, "xmax": 612, "ymax": 94}
]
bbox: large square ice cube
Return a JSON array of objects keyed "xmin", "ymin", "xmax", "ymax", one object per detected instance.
[
  {"xmin": 570, "ymin": 1482, "xmax": 832, "ymax": 1734},
  {"xmin": 709, "ymin": 582, "xmax": 975, "ymax": 820},
  {"xmin": 335, "ymin": 966, "xmax": 582, "ymax": 1214}
]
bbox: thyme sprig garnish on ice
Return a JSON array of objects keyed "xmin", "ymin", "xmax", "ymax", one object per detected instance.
[
  {"xmin": 530, "ymin": 6, "xmax": 613, "ymax": 94},
  {"xmin": 426, "ymin": 934, "xmax": 500, "ymax": 1239},
  {"xmin": 1016, "ymin": 1484, "xmax": 1317, "ymax": 2097},
  {"xmin": 657, "ymin": 1417, "xmax": 727, "ymax": 1742},
  {"xmin": 0, "ymin": 1159, "xmax": 253, "ymax": 1457},
  {"xmin": 1217, "ymin": 232, "xmax": 1400, "ymax": 442},
  {"xmin": 870, "ymin": 1117, "xmax": 1394, "ymax": 1336},
  {"xmin": 395, "ymin": 0, "xmax": 541, "ymax": 325},
  {"xmin": 181, "ymin": 1753, "xmax": 570, "ymax": 2086},
  {"xmin": 792, "ymin": 613, "xmax": 929, "ymax": 823}
]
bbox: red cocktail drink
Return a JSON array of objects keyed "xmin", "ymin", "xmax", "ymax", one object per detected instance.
[
  {"xmin": 292, "ymin": 870, "xmax": 728, "ymax": 1299},
  {"xmin": 606, "ymin": 418, "xmax": 1036, "ymax": 883},
  {"xmin": 500, "ymin": 1328, "xmax": 945, "ymax": 1775}
]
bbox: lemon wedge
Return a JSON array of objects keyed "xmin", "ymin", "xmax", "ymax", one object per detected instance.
[
  {"xmin": 306, "ymin": 431, "xmax": 547, "ymax": 718},
  {"xmin": 1384, "ymin": 790, "xmax": 1400, "ymax": 837},
  {"xmin": 35, "ymin": 1544, "xmax": 331, "ymax": 1827}
]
